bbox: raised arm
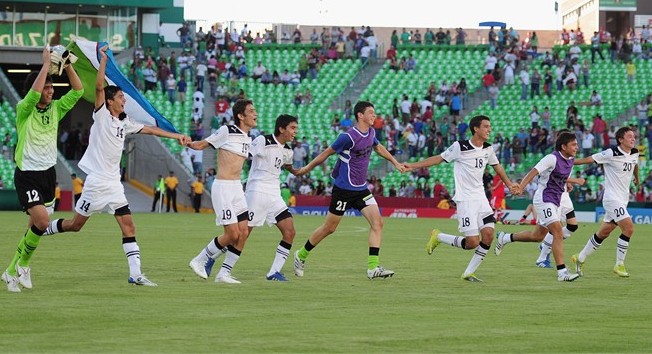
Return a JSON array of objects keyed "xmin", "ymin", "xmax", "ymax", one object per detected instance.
[
  {"xmin": 65, "ymin": 62, "xmax": 83, "ymax": 91},
  {"xmin": 95, "ymin": 45, "xmax": 109, "ymax": 109},
  {"xmin": 32, "ymin": 46, "xmax": 51, "ymax": 93},
  {"xmin": 374, "ymin": 143, "xmax": 405, "ymax": 172},
  {"xmin": 140, "ymin": 125, "xmax": 191, "ymax": 146}
]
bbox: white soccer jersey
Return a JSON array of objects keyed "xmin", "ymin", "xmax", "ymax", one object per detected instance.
[
  {"xmin": 441, "ymin": 140, "xmax": 499, "ymax": 202},
  {"xmin": 205, "ymin": 125, "xmax": 251, "ymax": 157},
  {"xmin": 246, "ymin": 134, "xmax": 293, "ymax": 194},
  {"xmin": 592, "ymin": 147, "xmax": 639, "ymax": 204},
  {"xmin": 78, "ymin": 104, "xmax": 144, "ymax": 180}
]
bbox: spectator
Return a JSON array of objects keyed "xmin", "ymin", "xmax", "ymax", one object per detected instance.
[
  {"xmin": 165, "ymin": 74, "xmax": 176, "ymax": 103},
  {"xmin": 298, "ymin": 180, "xmax": 312, "ymax": 195},
  {"xmin": 488, "ymin": 83, "xmax": 499, "ymax": 110},
  {"xmin": 626, "ymin": 60, "xmax": 636, "ymax": 81},
  {"xmin": 581, "ymin": 129, "xmax": 595, "ymax": 157},
  {"xmin": 519, "ymin": 68, "xmax": 530, "ymax": 100},
  {"xmin": 164, "ymin": 171, "xmax": 178, "ymax": 212},
  {"xmin": 589, "ymin": 90, "xmax": 602, "ymax": 106}
]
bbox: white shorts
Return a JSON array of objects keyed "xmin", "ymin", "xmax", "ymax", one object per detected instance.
[
  {"xmin": 455, "ymin": 199, "xmax": 495, "ymax": 236},
  {"xmin": 534, "ymin": 201, "xmax": 561, "ymax": 227},
  {"xmin": 245, "ymin": 190, "xmax": 289, "ymax": 227},
  {"xmin": 559, "ymin": 192, "xmax": 574, "ymax": 219},
  {"xmin": 602, "ymin": 199, "xmax": 630, "ymax": 224},
  {"xmin": 212, "ymin": 180, "xmax": 248, "ymax": 226},
  {"xmin": 75, "ymin": 175, "xmax": 128, "ymax": 217}
]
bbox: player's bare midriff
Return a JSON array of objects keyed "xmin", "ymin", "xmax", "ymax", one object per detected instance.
[{"xmin": 216, "ymin": 149, "xmax": 246, "ymax": 180}]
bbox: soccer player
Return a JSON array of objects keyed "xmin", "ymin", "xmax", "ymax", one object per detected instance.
[
  {"xmin": 292, "ymin": 101, "xmax": 405, "ymax": 279},
  {"xmin": 42, "ymin": 45, "xmax": 189, "ymax": 286},
  {"xmin": 534, "ymin": 129, "xmax": 584, "ymax": 269},
  {"xmin": 405, "ymin": 115, "xmax": 516, "ymax": 282},
  {"xmin": 494, "ymin": 131, "xmax": 581, "ymax": 282},
  {"xmin": 186, "ymin": 99, "xmax": 256, "ymax": 284},
  {"xmin": 571, "ymin": 126, "xmax": 639, "ymax": 277},
  {"xmin": 2, "ymin": 46, "xmax": 83, "ymax": 292},
  {"xmin": 189, "ymin": 114, "xmax": 299, "ymax": 281}
]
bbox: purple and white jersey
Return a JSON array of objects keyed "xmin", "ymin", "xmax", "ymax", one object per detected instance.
[
  {"xmin": 533, "ymin": 151, "xmax": 574, "ymax": 206},
  {"xmin": 330, "ymin": 127, "xmax": 378, "ymax": 191}
]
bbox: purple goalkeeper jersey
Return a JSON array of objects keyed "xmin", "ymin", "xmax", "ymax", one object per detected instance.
[{"xmin": 330, "ymin": 127, "xmax": 379, "ymax": 191}]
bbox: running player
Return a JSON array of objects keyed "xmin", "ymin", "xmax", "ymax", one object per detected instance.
[
  {"xmin": 42, "ymin": 45, "xmax": 189, "ymax": 286},
  {"xmin": 571, "ymin": 126, "xmax": 639, "ymax": 277},
  {"xmin": 494, "ymin": 131, "xmax": 581, "ymax": 282},
  {"xmin": 186, "ymin": 99, "xmax": 256, "ymax": 284},
  {"xmin": 2, "ymin": 46, "xmax": 83, "ymax": 292},
  {"xmin": 405, "ymin": 115, "xmax": 516, "ymax": 282},
  {"xmin": 293, "ymin": 101, "xmax": 405, "ymax": 279}
]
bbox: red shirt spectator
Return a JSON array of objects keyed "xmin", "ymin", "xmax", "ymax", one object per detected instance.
[
  {"xmin": 386, "ymin": 46, "xmax": 397, "ymax": 61},
  {"xmin": 215, "ymin": 98, "xmax": 230, "ymax": 115},
  {"xmin": 482, "ymin": 73, "xmax": 495, "ymax": 88}
]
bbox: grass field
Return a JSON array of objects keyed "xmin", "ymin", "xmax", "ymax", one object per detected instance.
[{"xmin": 0, "ymin": 211, "xmax": 651, "ymax": 353}]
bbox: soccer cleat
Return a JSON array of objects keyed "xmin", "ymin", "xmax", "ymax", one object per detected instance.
[
  {"xmin": 426, "ymin": 229, "xmax": 441, "ymax": 255},
  {"xmin": 293, "ymin": 250, "xmax": 305, "ymax": 277},
  {"xmin": 188, "ymin": 257, "xmax": 208, "ymax": 279},
  {"xmin": 266, "ymin": 272, "xmax": 288, "ymax": 281},
  {"xmin": 367, "ymin": 266, "xmax": 394, "ymax": 279},
  {"xmin": 518, "ymin": 218, "xmax": 527, "ymax": 225},
  {"xmin": 536, "ymin": 260, "xmax": 552, "ymax": 268},
  {"xmin": 461, "ymin": 273, "xmax": 483, "ymax": 282},
  {"xmin": 215, "ymin": 273, "xmax": 241, "ymax": 284},
  {"xmin": 204, "ymin": 257, "xmax": 215, "ymax": 277},
  {"xmin": 570, "ymin": 254, "xmax": 584, "ymax": 277},
  {"xmin": 15, "ymin": 264, "xmax": 32, "ymax": 289},
  {"xmin": 494, "ymin": 232, "xmax": 508, "ymax": 256},
  {"xmin": 557, "ymin": 271, "xmax": 580, "ymax": 282},
  {"xmin": 613, "ymin": 264, "xmax": 630, "ymax": 277},
  {"xmin": 1, "ymin": 271, "xmax": 20, "ymax": 293},
  {"xmin": 128, "ymin": 274, "xmax": 158, "ymax": 286}
]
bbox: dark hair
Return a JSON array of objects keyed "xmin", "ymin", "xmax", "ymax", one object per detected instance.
[
  {"xmin": 555, "ymin": 132, "xmax": 576, "ymax": 151},
  {"xmin": 274, "ymin": 114, "xmax": 298, "ymax": 135},
  {"xmin": 104, "ymin": 85, "xmax": 122, "ymax": 102},
  {"xmin": 469, "ymin": 115, "xmax": 490, "ymax": 135},
  {"xmin": 615, "ymin": 126, "xmax": 633, "ymax": 145},
  {"xmin": 353, "ymin": 101, "xmax": 374, "ymax": 121},
  {"xmin": 232, "ymin": 99, "xmax": 253, "ymax": 126},
  {"xmin": 23, "ymin": 72, "xmax": 53, "ymax": 95}
]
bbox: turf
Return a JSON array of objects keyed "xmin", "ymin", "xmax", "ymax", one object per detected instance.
[{"xmin": 0, "ymin": 211, "xmax": 650, "ymax": 353}]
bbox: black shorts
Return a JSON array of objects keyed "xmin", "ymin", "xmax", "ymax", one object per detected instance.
[
  {"xmin": 329, "ymin": 185, "xmax": 376, "ymax": 216},
  {"xmin": 14, "ymin": 166, "xmax": 56, "ymax": 211}
]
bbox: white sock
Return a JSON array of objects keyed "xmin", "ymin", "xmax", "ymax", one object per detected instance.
[
  {"xmin": 198, "ymin": 237, "xmax": 226, "ymax": 262},
  {"xmin": 438, "ymin": 232, "xmax": 465, "ymax": 248},
  {"xmin": 578, "ymin": 234, "xmax": 603, "ymax": 262},
  {"xmin": 616, "ymin": 235, "xmax": 630, "ymax": 265},
  {"xmin": 217, "ymin": 246, "xmax": 241, "ymax": 278},
  {"xmin": 463, "ymin": 242, "xmax": 490, "ymax": 276},
  {"xmin": 44, "ymin": 219, "xmax": 63, "ymax": 236},
  {"xmin": 537, "ymin": 233, "xmax": 554, "ymax": 263},
  {"xmin": 557, "ymin": 266, "xmax": 568, "ymax": 276},
  {"xmin": 501, "ymin": 233, "xmax": 513, "ymax": 244},
  {"xmin": 268, "ymin": 241, "xmax": 291, "ymax": 277},
  {"xmin": 122, "ymin": 238, "xmax": 142, "ymax": 277}
]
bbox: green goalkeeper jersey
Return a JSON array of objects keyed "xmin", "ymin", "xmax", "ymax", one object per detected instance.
[{"xmin": 14, "ymin": 88, "xmax": 83, "ymax": 171}]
